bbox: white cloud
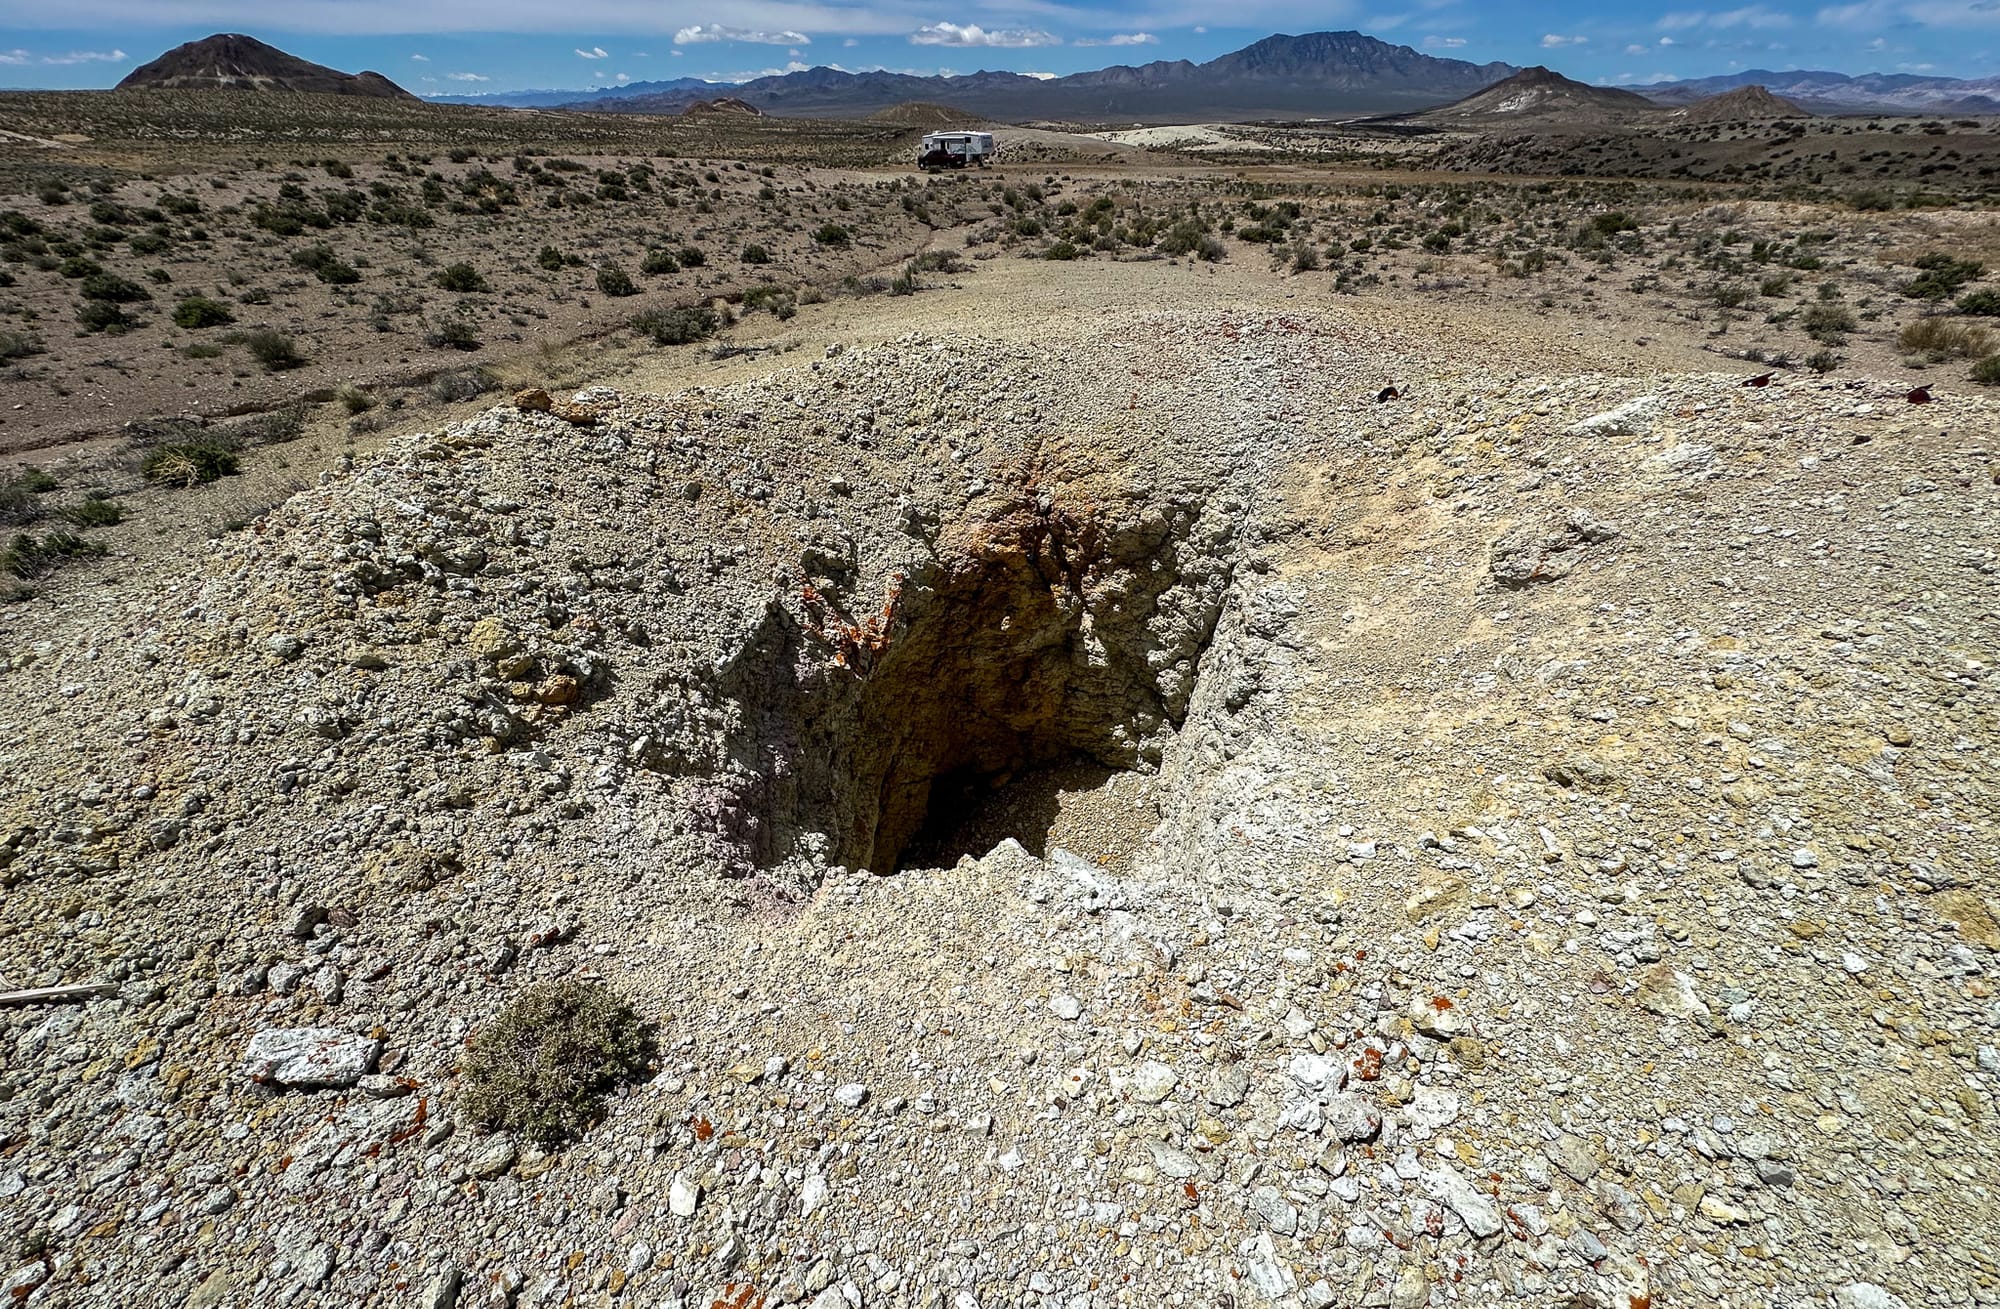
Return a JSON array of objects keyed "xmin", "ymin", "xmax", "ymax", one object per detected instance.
[
  {"xmin": 1659, "ymin": 35, "xmax": 1676, "ymax": 44},
  {"xmin": 410, "ymin": 53, "xmax": 429, "ymax": 61},
  {"xmin": 1366, "ymin": 13, "xmax": 1411, "ymax": 29},
  {"xmin": 1423, "ymin": 34, "xmax": 1467, "ymax": 47},
  {"xmin": 1075, "ymin": 32, "xmax": 1159, "ymax": 46},
  {"xmin": 615, "ymin": 70, "xmax": 631, "ymax": 80},
  {"xmin": 1021, "ymin": 70, "xmax": 1057, "ymax": 79},
  {"xmin": 1625, "ymin": 42, "xmax": 1648, "ymax": 52},
  {"xmin": 40, "ymin": 48, "xmax": 127, "ymax": 64},
  {"xmin": 0, "ymin": 49, "xmax": 30, "ymax": 65},
  {"xmin": 1897, "ymin": 59, "xmax": 1936, "ymax": 68},
  {"xmin": 446, "ymin": 71, "xmax": 489, "ymax": 80},
  {"xmin": 1193, "ymin": 25, "xmax": 1207, "ymax": 33},
  {"xmin": 1659, "ymin": 6, "xmax": 1792, "ymax": 29},
  {"xmin": 575, "ymin": 46, "xmax": 608, "ymax": 58},
  {"xmin": 1541, "ymin": 33, "xmax": 1587, "ymax": 47},
  {"xmin": 675, "ymin": 24, "xmax": 809, "ymax": 45},
  {"xmin": 910, "ymin": 22, "xmax": 1059, "ymax": 47}
]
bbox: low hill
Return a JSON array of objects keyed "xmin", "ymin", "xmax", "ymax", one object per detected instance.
[
  {"xmin": 682, "ymin": 97, "xmax": 762, "ymax": 117},
  {"xmin": 1420, "ymin": 65, "xmax": 1657, "ymax": 124},
  {"xmin": 869, "ymin": 101, "xmax": 982, "ymax": 128},
  {"xmin": 1670, "ymin": 85, "xmax": 1808, "ymax": 122},
  {"xmin": 117, "ymin": 34, "xmax": 416, "ymax": 100}
]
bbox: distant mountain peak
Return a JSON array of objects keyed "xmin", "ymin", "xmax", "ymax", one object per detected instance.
[{"xmin": 117, "ymin": 33, "xmax": 416, "ymax": 100}]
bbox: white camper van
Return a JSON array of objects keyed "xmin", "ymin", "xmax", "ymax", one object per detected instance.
[{"xmin": 917, "ymin": 131, "xmax": 995, "ymax": 170}]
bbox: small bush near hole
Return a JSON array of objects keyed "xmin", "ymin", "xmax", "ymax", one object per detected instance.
[
  {"xmin": 537, "ymin": 245, "xmax": 565, "ymax": 271},
  {"xmin": 173, "ymin": 296, "xmax": 234, "ymax": 329},
  {"xmin": 142, "ymin": 443, "xmax": 239, "ymax": 487},
  {"xmin": 595, "ymin": 263, "xmax": 637, "ymax": 297},
  {"xmin": 459, "ymin": 980, "xmax": 656, "ymax": 1147}
]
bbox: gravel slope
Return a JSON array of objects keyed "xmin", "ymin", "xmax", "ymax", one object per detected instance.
[{"xmin": 0, "ymin": 287, "xmax": 1996, "ymax": 1309}]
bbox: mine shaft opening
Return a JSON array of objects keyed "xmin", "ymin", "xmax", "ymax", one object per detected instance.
[
  {"xmin": 896, "ymin": 758, "xmax": 1124, "ymax": 872},
  {"xmin": 757, "ymin": 486, "xmax": 1238, "ymax": 879}
]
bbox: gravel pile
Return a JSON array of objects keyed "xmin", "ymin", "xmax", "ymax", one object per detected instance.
[{"xmin": 0, "ymin": 301, "xmax": 1994, "ymax": 1309}]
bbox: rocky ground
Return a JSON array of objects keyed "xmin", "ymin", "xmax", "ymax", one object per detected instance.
[{"xmin": 0, "ymin": 263, "xmax": 1996, "ymax": 1309}]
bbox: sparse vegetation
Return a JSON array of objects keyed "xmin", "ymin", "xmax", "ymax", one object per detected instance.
[
  {"xmin": 595, "ymin": 263, "xmax": 637, "ymax": 297},
  {"xmin": 459, "ymin": 980, "xmax": 656, "ymax": 1147},
  {"xmin": 244, "ymin": 328, "xmax": 307, "ymax": 371},
  {"xmin": 142, "ymin": 442, "xmax": 240, "ymax": 487},
  {"xmin": 632, "ymin": 305, "xmax": 718, "ymax": 346},
  {"xmin": 172, "ymin": 296, "xmax": 235, "ymax": 329}
]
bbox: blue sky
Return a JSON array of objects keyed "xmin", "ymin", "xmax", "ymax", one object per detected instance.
[{"xmin": 3, "ymin": 1, "xmax": 1995, "ymax": 92}]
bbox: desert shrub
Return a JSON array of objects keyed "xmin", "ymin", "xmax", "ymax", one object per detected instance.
[
  {"xmin": 172, "ymin": 296, "xmax": 234, "ymax": 329},
  {"xmin": 595, "ymin": 264, "xmax": 637, "ymax": 297},
  {"xmin": 1291, "ymin": 242, "xmax": 1321, "ymax": 273},
  {"xmin": 292, "ymin": 245, "xmax": 360, "ymax": 284},
  {"xmin": 678, "ymin": 246, "xmax": 707, "ymax": 268},
  {"xmin": 1804, "ymin": 349, "xmax": 1842, "ymax": 375},
  {"xmin": 459, "ymin": 981, "xmax": 656, "ymax": 1147},
  {"xmin": 426, "ymin": 315, "xmax": 482, "ymax": 351},
  {"xmin": 537, "ymin": 245, "xmax": 565, "ymax": 271},
  {"xmin": 336, "ymin": 383, "xmax": 375, "ymax": 414},
  {"xmin": 632, "ymin": 305, "xmax": 718, "ymax": 345},
  {"xmin": 1899, "ymin": 316, "xmax": 1992, "ymax": 362},
  {"xmin": 1973, "ymin": 355, "xmax": 2000, "ymax": 386},
  {"xmin": 142, "ymin": 442, "xmax": 239, "ymax": 487},
  {"xmin": 813, "ymin": 223, "xmax": 852, "ymax": 248},
  {"xmin": 57, "ymin": 495, "xmax": 123, "ymax": 527},
  {"xmin": 1958, "ymin": 290, "xmax": 2000, "ymax": 317},
  {"xmin": 429, "ymin": 367, "xmax": 498, "ymax": 403},
  {"xmin": 76, "ymin": 301, "xmax": 137, "ymax": 333},
  {"xmin": 1592, "ymin": 211, "xmax": 1639, "ymax": 234},
  {"xmin": 244, "ymin": 328, "xmax": 306, "ymax": 371},
  {"xmin": 911, "ymin": 250, "xmax": 962, "ymax": 274},
  {"xmin": 128, "ymin": 231, "xmax": 172, "ymax": 255},
  {"xmin": 1902, "ymin": 253, "xmax": 1984, "ymax": 301},
  {"xmin": 740, "ymin": 244, "xmax": 771, "ymax": 265},
  {"xmin": 435, "ymin": 262, "xmax": 490, "ymax": 293},
  {"xmin": 741, "ymin": 284, "xmax": 797, "ymax": 320},
  {"xmin": 2, "ymin": 530, "xmax": 105, "ymax": 580},
  {"xmin": 1044, "ymin": 240, "xmax": 1080, "ymax": 261},
  {"xmin": 641, "ymin": 249, "xmax": 680, "ymax": 275},
  {"xmin": 79, "ymin": 272, "xmax": 149, "ymax": 303},
  {"xmin": 1801, "ymin": 303, "xmax": 1857, "ymax": 345},
  {"xmin": 0, "ymin": 331, "xmax": 42, "ymax": 361}
]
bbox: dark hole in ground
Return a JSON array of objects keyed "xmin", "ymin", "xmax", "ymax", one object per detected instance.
[
  {"xmin": 722, "ymin": 482, "xmax": 1236, "ymax": 881},
  {"xmin": 899, "ymin": 757, "xmax": 1120, "ymax": 870}
]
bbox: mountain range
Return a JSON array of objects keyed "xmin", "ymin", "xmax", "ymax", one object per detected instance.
[
  {"xmin": 109, "ymin": 31, "xmax": 2000, "ymax": 122},
  {"xmin": 442, "ymin": 32, "xmax": 1521, "ymax": 121},
  {"xmin": 1634, "ymin": 69, "xmax": 2000, "ymax": 114}
]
